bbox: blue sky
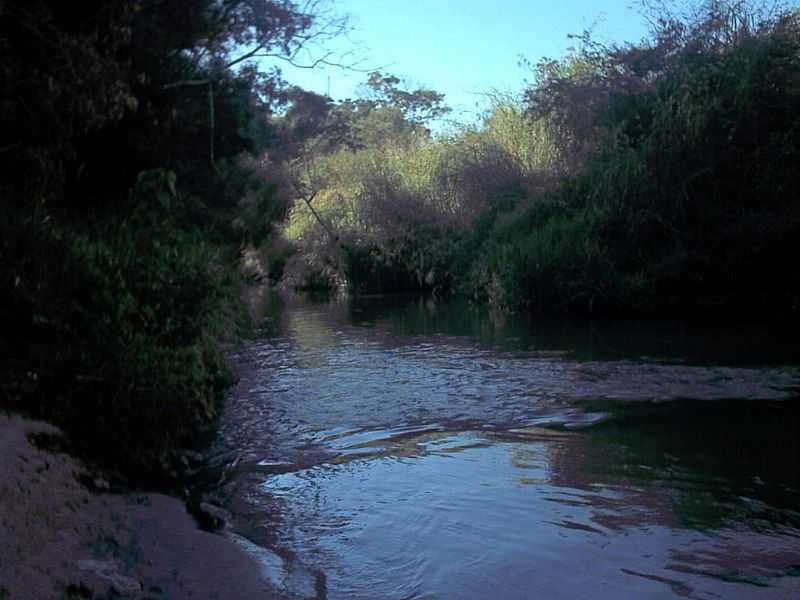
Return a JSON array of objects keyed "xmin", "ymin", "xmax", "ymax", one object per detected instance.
[{"xmin": 275, "ymin": 0, "xmax": 654, "ymax": 122}]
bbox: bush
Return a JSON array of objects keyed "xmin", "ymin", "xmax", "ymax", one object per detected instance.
[
  {"xmin": 469, "ymin": 2, "xmax": 800, "ymax": 317},
  {"xmin": 282, "ymin": 98, "xmax": 558, "ymax": 296},
  {"xmin": 1, "ymin": 171, "xmax": 240, "ymax": 474},
  {"xmin": 469, "ymin": 203, "xmax": 617, "ymax": 312}
]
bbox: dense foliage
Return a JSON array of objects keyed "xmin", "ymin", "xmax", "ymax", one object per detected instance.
[
  {"xmin": 282, "ymin": 1, "xmax": 800, "ymax": 320},
  {"xmin": 281, "ymin": 87, "xmax": 559, "ymax": 294},
  {"xmin": 483, "ymin": 1, "xmax": 800, "ymax": 315},
  {"xmin": 0, "ymin": 0, "xmax": 332, "ymax": 473}
]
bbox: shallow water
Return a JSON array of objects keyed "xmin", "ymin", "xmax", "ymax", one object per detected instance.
[{"xmin": 219, "ymin": 294, "xmax": 800, "ymax": 599}]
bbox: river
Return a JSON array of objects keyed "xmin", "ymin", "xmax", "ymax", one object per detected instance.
[{"xmin": 216, "ymin": 293, "xmax": 800, "ymax": 599}]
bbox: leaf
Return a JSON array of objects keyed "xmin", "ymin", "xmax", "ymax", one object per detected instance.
[
  {"xmin": 158, "ymin": 190, "xmax": 171, "ymax": 211},
  {"xmin": 166, "ymin": 170, "xmax": 177, "ymax": 197}
]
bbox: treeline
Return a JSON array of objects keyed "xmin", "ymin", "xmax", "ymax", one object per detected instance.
[
  {"xmin": 0, "ymin": 0, "xmax": 338, "ymax": 474},
  {"xmin": 281, "ymin": 0, "xmax": 800, "ymax": 319}
]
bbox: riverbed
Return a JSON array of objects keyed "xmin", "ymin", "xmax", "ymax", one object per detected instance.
[{"xmin": 218, "ymin": 294, "xmax": 800, "ymax": 599}]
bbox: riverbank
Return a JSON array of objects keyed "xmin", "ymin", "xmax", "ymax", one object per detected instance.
[{"xmin": 0, "ymin": 412, "xmax": 280, "ymax": 600}]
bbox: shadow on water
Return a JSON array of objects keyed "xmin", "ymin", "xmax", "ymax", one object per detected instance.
[
  {"xmin": 245, "ymin": 289, "xmax": 800, "ymax": 367},
  {"xmin": 577, "ymin": 398, "xmax": 800, "ymax": 526},
  {"xmin": 344, "ymin": 294, "xmax": 800, "ymax": 366}
]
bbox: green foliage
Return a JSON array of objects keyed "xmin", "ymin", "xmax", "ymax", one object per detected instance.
[
  {"xmin": 282, "ymin": 94, "xmax": 557, "ymax": 296},
  {"xmin": 280, "ymin": 1, "xmax": 800, "ymax": 320},
  {"xmin": 358, "ymin": 71, "xmax": 452, "ymax": 126},
  {"xmin": 2, "ymin": 171, "xmax": 240, "ymax": 472},
  {"xmin": 0, "ymin": 0, "xmax": 340, "ymax": 474},
  {"xmin": 492, "ymin": 0, "xmax": 800, "ymax": 315}
]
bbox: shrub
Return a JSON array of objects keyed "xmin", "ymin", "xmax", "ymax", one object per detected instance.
[{"xmin": 1, "ymin": 171, "xmax": 240, "ymax": 474}]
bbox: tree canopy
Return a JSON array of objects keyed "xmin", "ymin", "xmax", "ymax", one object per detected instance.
[{"xmin": 0, "ymin": 0, "xmax": 352, "ymax": 472}]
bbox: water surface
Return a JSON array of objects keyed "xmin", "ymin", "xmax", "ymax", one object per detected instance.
[{"xmin": 219, "ymin": 295, "xmax": 800, "ymax": 599}]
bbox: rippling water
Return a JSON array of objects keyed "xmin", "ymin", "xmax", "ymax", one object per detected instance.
[{"xmin": 218, "ymin": 294, "xmax": 800, "ymax": 599}]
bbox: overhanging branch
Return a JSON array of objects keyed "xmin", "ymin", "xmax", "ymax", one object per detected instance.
[{"xmin": 301, "ymin": 190, "xmax": 340, "ymax": 244}]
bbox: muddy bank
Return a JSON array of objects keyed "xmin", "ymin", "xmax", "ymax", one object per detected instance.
[{"xmin": 0, "ymin": 412, "xmax": 282, "ymax": 600}]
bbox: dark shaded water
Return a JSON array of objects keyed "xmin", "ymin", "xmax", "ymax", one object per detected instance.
[{"xmin": 219, "ymin": 294, "xmax": 800, "ymax": 599}]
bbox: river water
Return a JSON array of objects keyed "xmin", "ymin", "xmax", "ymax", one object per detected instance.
[{"xmin": 217, "ymin": 294, "xmax": 800, "ymax": 599}]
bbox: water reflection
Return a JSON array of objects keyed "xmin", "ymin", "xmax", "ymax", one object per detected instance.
[
  {"xmin": 248, "ymin": 421, "xmax": 800, "ymax": 599},
  {"xmin": 219, "ymin": 294, "xmax": 800, "ymax": 599},
  {"xmin": 343, "ymin": 294, "xmax": 800, "ymax": 366}
]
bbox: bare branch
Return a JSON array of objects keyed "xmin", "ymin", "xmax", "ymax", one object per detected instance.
[
  {"xmin": 162, "ymin": 79, "xmax": 210, "ymax": 90},
  {"xmin": 219, "ymin": 0, "xmax": 370, "ymax": 73},
  {"xmin": 300, "ymin": 189, "xmax": 340, "ymax": 243},
  {"xmin": 225, "ymin": 44, "xmax": 267, "ymax": 69},
  {"xmin": 248, "ymin": 49, "xmax": 371, "ymax": 71}
]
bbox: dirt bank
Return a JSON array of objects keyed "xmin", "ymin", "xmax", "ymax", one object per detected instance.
[{"xmin": 0, "ymin": 412, "xmax": 281, "ymax": 599}]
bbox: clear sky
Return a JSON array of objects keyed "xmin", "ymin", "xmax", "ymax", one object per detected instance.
[{"xmin": 274, "ymin": 0, "xmax": 655, "ymax": 122}]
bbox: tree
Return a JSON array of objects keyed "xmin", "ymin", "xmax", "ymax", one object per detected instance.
[
  {"xmin": 357, "ymin": 71, "xmax": 451, "ymax": 127},
  {"xmin": 155, "ymin": 0, "xmax": 353, "ymax": 171},
  {"xmin": 0, "ymin": 0, "xmax": 353, "ymax": 472},
  {"xmin": 523, "ymin": 0, "xmax": 792, "ymax": 172}
]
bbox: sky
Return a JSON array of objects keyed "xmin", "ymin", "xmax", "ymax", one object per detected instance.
[{"xmin": 273, "ymin": 0, "xmax": 655, "ymax": 123}]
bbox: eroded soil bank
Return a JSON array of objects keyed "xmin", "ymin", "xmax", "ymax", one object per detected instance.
[{"xmin": 0, "ymin": 412, "xmax": 280, "ymax": 600}]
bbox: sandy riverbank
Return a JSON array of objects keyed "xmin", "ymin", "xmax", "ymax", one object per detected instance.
[{"xmin": 0, "ymin": 412, "xmax": 282, "ymax": 600}]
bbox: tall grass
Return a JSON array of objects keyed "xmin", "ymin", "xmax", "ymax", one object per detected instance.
[{"xmin": 282, "ymin": 98, "xmax": 559, "ymax": 294}]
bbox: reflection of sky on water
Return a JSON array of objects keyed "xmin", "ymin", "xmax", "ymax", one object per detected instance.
[
  {"xmin": 220, "ymin": 296, "xmax": 800, "ymax": 599},
  {"xmin": 223, "ymin": 306, "xmax": 800, "ymax": 464},
  {"xmin": 249, "ymin": 427, "xmax": 800, "ymax": 599}
]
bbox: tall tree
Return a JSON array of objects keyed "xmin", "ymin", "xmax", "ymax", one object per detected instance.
[{"xmin": 357, "ymin": 71, "xmax": 451, "ymax": 126}]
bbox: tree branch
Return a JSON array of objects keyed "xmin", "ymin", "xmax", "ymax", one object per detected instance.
[
  {"xmin": 209, "ymin": 80, "xmax": 217, "ymax": 172},
  {"xmin": 162, "ymin": 78, "xmax": 210, "ymax": 90},
  {"xmin": 301, "ymin": 190, "xmax": 339, "ymax": 244},
  {"xmin": 225, "ymin": 44, "xmax": 267, "ymax": 69}
]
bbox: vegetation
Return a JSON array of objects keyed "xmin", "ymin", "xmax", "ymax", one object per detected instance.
[
  {"xmin": 2, "ymin": 0, "xmax": 798, "ymax": 474},
  {"xmin": 486, "ymin": 0, "xmax": 800, "ymax": 315},
  {"xmin": 0, "ymin": 0, "xmax": 343, "ymax": 474},
  {"xmin": 282, "ymin": 87, "xmax": 559, "ymax": 294},
  {"xmin": 280, "ymin": 0, "xmax": 800, "ymax": 320}
]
